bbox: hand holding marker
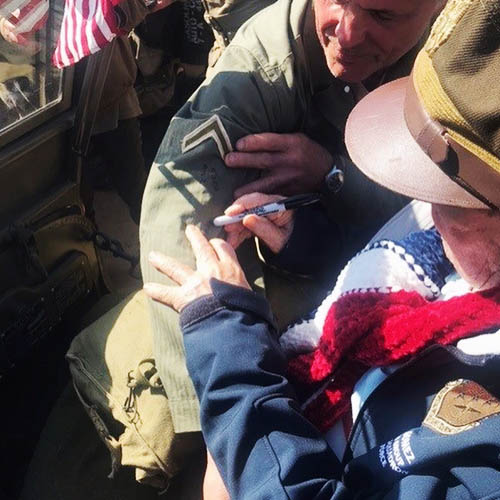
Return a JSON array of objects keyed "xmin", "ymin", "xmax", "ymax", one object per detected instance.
[{"xmin": 213, "ymin": 193, "xmax": 322, "ymax": 227}]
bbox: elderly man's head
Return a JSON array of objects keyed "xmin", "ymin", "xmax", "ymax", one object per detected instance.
[
  {"xmin": 430, "ymin": 206, "xmax": 500, "ymax": 291},
  {"xmin": 345, "ymin": 0, "xmax": 500, "ymax": 290},
  {"xmin": 314, "ymin": 0, "xmax": 445, "ymax": 82}
]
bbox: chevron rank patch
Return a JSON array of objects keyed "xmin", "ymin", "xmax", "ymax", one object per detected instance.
[
  {"xmin": 181, "ymin": 115, "xmax": 233, "ymax": 158},
  {"xmin": 423, "ymin": 379, "xmax": 500, "ymax": 435}
]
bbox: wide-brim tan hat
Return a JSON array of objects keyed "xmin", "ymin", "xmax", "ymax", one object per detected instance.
[
  {"xmin": 346, "ymin": 76, "xmax": 486, "ymax": 209},
  {"xmin": 345, "ymin": 0, "xmax": 500, "ymax": 211}
]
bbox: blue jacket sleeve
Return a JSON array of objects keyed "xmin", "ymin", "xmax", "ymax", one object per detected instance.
[
  {"xmin": 180, "ymin": 280, "xmax": 500, "ymax": 500},
  {"xmin": 180, "ymin": 279, "xmax": 351, "ymax": 500}
]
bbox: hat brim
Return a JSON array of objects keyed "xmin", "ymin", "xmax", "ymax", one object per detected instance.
[{"xmin": 345, "ymin": 77, "xmax": 486, "ymax": 209}]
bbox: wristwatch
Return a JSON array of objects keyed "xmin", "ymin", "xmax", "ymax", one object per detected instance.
[{"xmin": 322, "ymin": 157, "xmax": 345, "ymax": 194}]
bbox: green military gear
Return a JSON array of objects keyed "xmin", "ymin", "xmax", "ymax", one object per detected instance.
[
  {"xmin": 200, "ymin": 0, "xmax": 275, "ymax": 68},
  {"xmin": 94, "ymin": 0, "xmax": 150, "ymax": 134},
  {"xmin": 140, "ymin": 0, "xmax": 424, "ymax": 433},
  {"xmin": 65, "ymin": 290, "xmax": 204, "ymax": 489}
]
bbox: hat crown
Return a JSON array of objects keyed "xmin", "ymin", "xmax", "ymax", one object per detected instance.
[
  {"xmin": 416, "ymin": 0, "xmax": 500, "ymax": 171},
  {"xmin": 424, "ymin": 0, "xmax": 475, "ymax": 57}
]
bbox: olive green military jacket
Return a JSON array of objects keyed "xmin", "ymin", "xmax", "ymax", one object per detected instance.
[
  {"xmin": 140, "ymin": 0, "xmax": 422, "ymax": 433},
  {"xmin": 93, "ymin": 0, "xmax": 149, "ymax": 134},
  {"xmin": 201, "ymin": 0, "xmax": 275, "ymax": 68}
]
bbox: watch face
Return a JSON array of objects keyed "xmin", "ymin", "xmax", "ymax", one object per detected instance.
[{"xmin": 325, "ymin": 167, "xmax": 344, "ymax": 193}]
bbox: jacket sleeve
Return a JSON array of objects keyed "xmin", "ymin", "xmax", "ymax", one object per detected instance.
[
  {"xmin": 181, "ymin": 279, "xmax": 500, "ymax": 500},
  {"xmin": 139, "ymin": 34, "xmax": 304, "ymax": 429},
  {"xmin": 181, "ymin": 279, "xmax": 352, "ymax": 500},
  {"xmin": 141, "ymin": 42, "xmax": 299, "ymax": 245},
  {"xmin": 115, "ymin": 0, "xmax": 149, "ymax": 33}
]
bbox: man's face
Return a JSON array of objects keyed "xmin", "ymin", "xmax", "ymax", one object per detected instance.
[
  {"xmin": 313, "ymin": 0, "xmax": 440, "ymax": 82},
  {"xmin": 431, "ymin": 204, "xmax": 500, "ymax": 291}
]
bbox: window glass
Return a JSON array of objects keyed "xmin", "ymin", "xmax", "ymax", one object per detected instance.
[{"xmin": 0, "ymin": 0, "xmax": 64, "ymax": 132}]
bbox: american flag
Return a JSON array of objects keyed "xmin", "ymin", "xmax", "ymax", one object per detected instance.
[
  {"xmin": 0, "ymin": 0, "xmax": 49, "ymax": 38},
  {"xmin": 52, "ymin": 0, "xmax": 123, "ymax": 68}
]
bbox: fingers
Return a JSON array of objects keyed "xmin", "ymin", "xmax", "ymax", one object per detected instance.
[
  {"xmin": 148, "ymin": 251, "xmax": 194, "ymax": 285},
  {"xmin": 235, "ymin": 133, "xmax": 287, "ymax": 152},
  {"xmin": 186, "ymin": 224, "xmax": 218, "ymax": 266},
  {"xmin": 225, "ymin": 192, "xmax": 285, "ymax": 215},
  {"xmin": 243, "ymin": 214, "xmax": 289, "ymax": 253},
  {"xmin": 225, "ymin": 133, "xmax": 294, "ymax": 169},
  {"xmin": 185, "ymin": 225, "xmax": 245, "ymax": 277},
  {"xmin": 210, "ymin": 238, "xmax": 238, "ymax": 263},
  {"xmin": 224, "ymin": 220, "xmax": 252, "ymax": 249},
  {"xmin": 267, "ymin": 209, "xmax": 294, "ymax": 227},
  {"xmin": 150, "ymin": 0, "xmax": 176, "ymax": 12},
  {"xmin": 210, "ymin": 238, "xmax": 251, "ymax": 290},
  {"xmin": 225, "ymin": 229, "xmax": 250, "ymax": 249},
  {"xmin": 223, "ymin": 193, "xmax": 287, "ymax": 248},
  {"xmin": 203, "ymin": 451, "xmax": 230, "ymax": 500},
  {"xmin": 144, "ymin": 224, "xmax": 251, "ymax": 312},
  {"xmin": 225, "ymin": 151, "xmax": 277, "ymax": 170},
  {"xmin": 143, "ymin": 282, "xmax": 182, "ymax": 310},
  {"xmin": 0, "ymin": 18, "xmax": 18, "ymax": 43}
]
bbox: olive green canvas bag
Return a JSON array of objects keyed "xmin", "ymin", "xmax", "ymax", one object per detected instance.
[{"xmin": 66, "ymin": 291, "xmax": 179, "ymax": 489}]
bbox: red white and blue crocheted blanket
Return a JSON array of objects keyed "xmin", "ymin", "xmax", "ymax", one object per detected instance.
[{"xmin": 280, "ymin": 229, "xmax": 500, "ymax": 432}]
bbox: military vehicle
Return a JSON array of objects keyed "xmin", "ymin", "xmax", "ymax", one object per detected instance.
[{"xmin": 0, "ymin": 1, "xmax": 211, "ymax": 497}]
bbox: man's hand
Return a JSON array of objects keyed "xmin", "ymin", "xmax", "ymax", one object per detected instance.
[
  {"xmin": 0, "ymin": 16, "xmax": 20, "ymax": 44},
  {"xmin": 149, "ymin": 0, "xmax": 176, "ymax": 13},
  {"xmin": 225, "ymin": 133, "xmax": 332, "ymax": 198},
  {"xmin": 143, "ymin": 225, "xmax": 250, "ymax": 313},
  {"xmin": 0, "ymin": 12, "xmax": 39, "ymax": 51},
  {"xmin": 203, "ymin": 451, "xmax": 229, "ymax": 500},
  {"xmin": 224, "ymin": 193, "xmax": 294, "ymax": 253}
]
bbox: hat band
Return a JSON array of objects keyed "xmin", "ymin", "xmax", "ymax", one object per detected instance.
[{"xmin": 404, "ymin": 73, "xmax": 500, "ymax": 210}]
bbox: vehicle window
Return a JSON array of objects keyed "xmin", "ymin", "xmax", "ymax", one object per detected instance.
[{"xmin": 0, "ymin": 0, "xmax": 64, "ymax": 133}]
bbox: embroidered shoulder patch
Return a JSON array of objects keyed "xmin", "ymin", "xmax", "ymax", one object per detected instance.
[
  {"xmin": 423, "ymin": 379, "xmax": 500, "ymax": 435},
  {"xmin": 181, "ymin": 114, "xmax": 233, "ymax": 158},
  {"xmin": 425, "ymin": 0, "xmax": 474, "ymax": 56}
]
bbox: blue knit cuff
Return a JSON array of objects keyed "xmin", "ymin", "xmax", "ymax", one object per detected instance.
[{"xmin": 180, "ymin": 279, "xmax": 276, "ymax": 330}]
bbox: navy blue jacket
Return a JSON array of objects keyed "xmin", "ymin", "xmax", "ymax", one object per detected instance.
[{"xmin": 181, "ymin": 279, "xmax": 500, "ymax": 500}]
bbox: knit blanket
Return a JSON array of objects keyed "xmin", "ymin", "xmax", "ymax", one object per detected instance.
[{"xmin": 280, "ymin": 229, "xmax": 500, "ymax": 432}]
